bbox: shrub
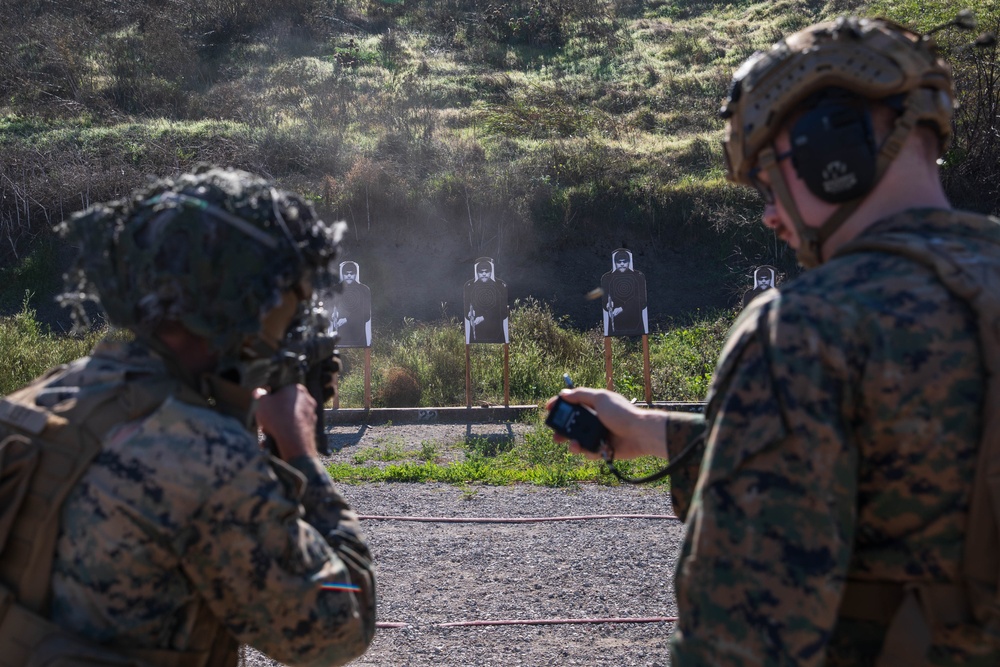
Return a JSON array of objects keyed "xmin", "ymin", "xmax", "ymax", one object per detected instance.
[
  {"xmin": 376, "ymin": 365, "xmax": 421, "ymax": 407},
  {"xmin": 333, "ymin": 300, "xmax": 731, "ymax": 408},
  {"xmin": 649, "ymin": 309, "xmax": 734, "ymax": 401}
]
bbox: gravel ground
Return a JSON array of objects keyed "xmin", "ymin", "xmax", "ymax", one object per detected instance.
[{"xmin": 242, "ymin": 422, "xmax": 686, "ymax": 667}]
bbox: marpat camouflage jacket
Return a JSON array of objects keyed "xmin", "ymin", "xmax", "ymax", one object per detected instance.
[
  {"xmin": 45, "ymin": 338, "xmax": 375, "ymax": 667},
  {"xmin": 664, "ymin": 208, "xmax": 1000, "ymax": 666}
]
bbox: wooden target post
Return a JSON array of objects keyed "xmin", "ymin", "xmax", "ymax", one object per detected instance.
[
  {"xmin": 465, "ymin": 343, "xmax": 511, "ymax": 408},
  {"xmin": 642, "ymin": 334, "xmax": 652, "ymax": 405},
  {"xmin": 328, "ymin": 259, "xmax": 374, "ymax": 410},
  {"xmin": 603, "ymin": 335, "xmax": 652, "ymax": 403},
  {"xmin": 332, "ymin": 370, "xmax": 340, "ymax": 410},
  {"xmin": 599, "ymin": 247, "xmax": 651, "ymax": 403},
  {"xmin": 466, "ymin": 344, "xmax": 472, "ymax": 408},
  {"xmin": 364, "ymin": 347, "xmax": 372, "ymax": 410},
  {"xmin": 604, "ymin": 337, "xmax": 614, "ymax": 391},
  {"xmin": 503, "ymin": 343, "xmax": 510, "ymax": 408},
  {"xmin": 463, "ymin": 256, "xmax": 510, "ymax": 408},
  {"xmin": 331, "ymin": 348, "xmax": 372, "ymax": 410}
]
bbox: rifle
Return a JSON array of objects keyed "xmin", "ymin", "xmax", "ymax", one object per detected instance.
[
  {"xmin": 606, "ymin": 295, "xmax": 615, "ymax": 333},
  {"xmin": 468, "ymin": 305, "xmax": 477, "ymax": 341},
  {"xmin": 264, "ymin": 310, "xmax": 340, "ymax": 456}
]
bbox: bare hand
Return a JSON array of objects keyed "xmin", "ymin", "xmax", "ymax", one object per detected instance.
[
  {"xmin": 545, "ymin": 388, "xmax": 667, "ymax": 460},
  {"xmin": 255, "ymin": 384, "xmax": 318, "ymax": 460}
]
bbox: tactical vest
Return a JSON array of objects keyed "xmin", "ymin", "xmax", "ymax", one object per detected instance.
[
  {"xmin": 834, "ymin": 212, "xmax": 1000, "ymax": 666},
  {"xmin": 0, "ymin": 362, "xmax": 239, "ymax": 667}
]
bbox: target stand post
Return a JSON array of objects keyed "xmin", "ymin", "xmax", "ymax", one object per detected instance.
[
  {"xmin": 328, "ymin": 259, "xmax": 373, "ymax": 411},
  {"xmin": 603, "ymin": 335, "xmax": 653, "ymax": 403},
  {"xmin": 332, "ymin": 348, "xmax": 370, "ymax": 410},
  {"xmin": 462, "ymin": 256, "xmax": 510, "ymax": 409},
  {"xmin": 465, "ymin": 344, "xmax": 472, "ymax": 408},
  {"xmin": 642, "ymin": 334, "xmax": 652, "ymax": 405},
  {"xmin": 364, "ymin": 347, "xmax": 372, "ymax": 410},
  {"xmin": 332, "ymin": 369, "xmax": 340, "ymax": 410},
  {"xmin": 465, "ymin": 343, "xmax": 511, "ymax": 408},
  {"xmin": 599, "ymin": 247, "xmax": 651, "ymax": 399},
  {"xmin": 503, "ymin": 343, "xmax": 510, "ymax": 408},
  {"xmin": 604, "ymin": 337, "xmax": 614, "ymax": 391}
]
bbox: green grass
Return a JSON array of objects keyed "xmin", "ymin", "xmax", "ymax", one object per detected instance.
[
  {"xmin": 326, "ymin": 410, "xmax": 673, "ymax": 488},
  {"xmin": 351, "ymin": 437, "xmax": 410, "ymax": 464},
  {"xmin": 0, "ymin": 296, "xmax": 110, "ymax": 395},
  {"xmin": 2, "ymin": 301, "xmax": 694, "ymax": 488}
]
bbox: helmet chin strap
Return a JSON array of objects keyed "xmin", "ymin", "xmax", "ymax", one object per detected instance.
[
  {"xmin": 757, "ymin": 93, "xmax": 923, "ymax": 269},
  {"xmin": 758, "ymin": 147, "xmax": 824, "ymax": 268}
]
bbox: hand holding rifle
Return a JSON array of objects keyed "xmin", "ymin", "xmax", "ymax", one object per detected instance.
[{"xmin": 259, "ymin": 312, "xmax": 340, "ymax": 457}]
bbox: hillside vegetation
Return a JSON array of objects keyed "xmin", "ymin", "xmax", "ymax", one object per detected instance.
[
  {"xmin": 0, "ymin": 0, "xmax": 996, "ymax": 331},
  {"xmin": 0, "ymin": 0, "xmax": 777, "ymax": 289}
]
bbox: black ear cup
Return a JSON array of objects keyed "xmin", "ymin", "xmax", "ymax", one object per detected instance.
[{"xmin": 789, "ymin": 102, "xmax": 877, "ymax": 203}]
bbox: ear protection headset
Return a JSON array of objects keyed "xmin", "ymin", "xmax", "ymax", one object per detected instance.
[
  {"xmin": 789, "ymin": 93, "xmax": 877, "ymax": 204},
  {"xmin": 719, "ymin": 16, "xmax": 957, "ymax": 268}
]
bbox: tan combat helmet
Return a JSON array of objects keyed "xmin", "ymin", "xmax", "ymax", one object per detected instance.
[{"xmin": 720, "ymin": 16, "xmax": 955, "ymax": 267}]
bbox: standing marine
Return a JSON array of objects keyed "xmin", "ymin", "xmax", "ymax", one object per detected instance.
[
  {"xmin": 549, "ymin": 15, "xmax": 1000, "ymax": 666},
  {"xmin": 0, "ymin": 167, "xmax": 376, "ymax": 666}
]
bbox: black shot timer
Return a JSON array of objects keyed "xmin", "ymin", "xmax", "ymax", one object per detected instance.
[{"xmin": 545, "ymin": 397, "xmax": 609, "ymax": 453}]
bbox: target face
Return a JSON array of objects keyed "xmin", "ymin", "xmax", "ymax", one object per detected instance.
[
  {"xmin": 608, "ymin": 272, "xmax": 641, "ymax": 303},
  {"xmin": 339, "ymin": 286, "xmax": 367, "ymax": 313},
  {"xmin": 472, "ymin": 282, "xmax": 504, "ymax": 312}
]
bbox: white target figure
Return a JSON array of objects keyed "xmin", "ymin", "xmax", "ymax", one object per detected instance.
[
  {"xmin": 600, "ymin": 248, "xmax": 648, "ymax": 337},
  {"xmin": 329, "ymin": 261, "xmax": 372, "ymax": 347},
  {"xmin": 741, "ymin": 265, "xmax": 778, "ymax": 309},
  {"xmin": 463, "ymin": 257, "xmax": 509, "ymax": 344}
]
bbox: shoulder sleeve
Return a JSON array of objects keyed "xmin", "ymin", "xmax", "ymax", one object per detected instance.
[
  {"xmin": 175, "ymin": 440, "xmax": 374, "ymax": 666},
  {"xmin": 670, "ymin": 292, "xmax": 860, "ymax": 667},
  {"xmin": 665, "ymin": 411, "xmax": 706, "ymax": 521},
  {"xmin": 663, "ymin": 298, "xmax": 771, "ymax": 522}
]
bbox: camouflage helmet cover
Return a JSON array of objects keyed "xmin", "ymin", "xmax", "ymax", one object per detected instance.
[
  {"xmin": 57, "ymin": 166, "xmax": 344, "ymax": 359},
  {"xmin": 720, "ymin": 16, "xmax": 955, "ymax": 186}
]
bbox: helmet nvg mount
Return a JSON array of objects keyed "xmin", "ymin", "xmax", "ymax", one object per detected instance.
[
  {"xmin": 57, "ymin": 166, "xmax": 345, "ymax": 388},
  {"xmin": 720, "ymin": 16, "xmax": 956, "ymax": 268}
]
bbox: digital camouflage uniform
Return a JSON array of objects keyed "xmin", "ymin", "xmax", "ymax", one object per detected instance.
[
  {"xmin": 37, "ymin": 337, "xmax": 372, "ymax": 666},
  {"xmin": 0, "ymin": 167, "xmax": 373, "ymax": 666},
  {"xmin": 663, "ymin": 208, "xmax": 1000, "ymax": 666}
]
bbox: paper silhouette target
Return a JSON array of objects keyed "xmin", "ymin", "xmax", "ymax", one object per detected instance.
[
  {"xmin": 601, "ymin": 248, "xmax": 648, "ymax": 337},
  {"xmin": 464, "ymin": 257, "xmax": 509, "ymax": 344},
  {"xmin": 328, "ymin": 261, "xmax": 372, "ymax": 348},
  {"xmin": 741, "ymin": 265, "xmax": 777, "ymax": 309}
]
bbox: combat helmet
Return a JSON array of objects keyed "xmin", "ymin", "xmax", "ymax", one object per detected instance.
[
  {"xmin": 57, "ymin": 166, "xmax": 344, "ymax": 389},
  {"xmin": 720, "ymin": 16, "xmax": 955, "ymax": 267}
]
